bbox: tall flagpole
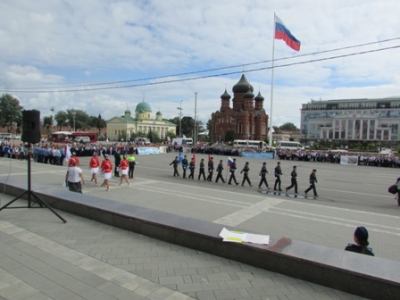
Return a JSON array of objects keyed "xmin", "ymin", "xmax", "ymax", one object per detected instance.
[{"xmin": 268, "ymin": 13, "xmax": 276, "ymax": 148}]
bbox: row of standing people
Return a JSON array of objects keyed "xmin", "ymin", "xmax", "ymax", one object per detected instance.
[{"xmin": 169, "ymin": 156, "xmax": 319, "ymax": 197}]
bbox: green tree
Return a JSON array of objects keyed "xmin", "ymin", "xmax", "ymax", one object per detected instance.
[
  {"xmin": 89, "ymin": 114, "xmax": 106, "ymax": 134},
  {"xmin": 147, "ymin": 130, "xmax": 160, "ymax": 143},
  {"xmin": 224, "ymin": 130, "xmax": 236, "ymax": 143},
  {"xmin": 42, "ymin": 116, "xmax": 53, "ymax": 134},
  {"xmin": 181, "ymin": 116, "xmax": 195, "ymax": 137},
  {"xmin": 0, "ymin": 94, "xmax": 23, "ymax": 133},
  {"xmin": 166, "ymin": 131, "xmax": 176, "ymax": 140},
  {"xmin": 54, "ymin": 111, "xmax": 68, "ymax": 130},
  {"xmin": 66, "ymin": 109, "xmax": 91, "ymax": 131},
  {"xmin": 279, "ymin": 122, "xmax": 299, "ymax": 131}
]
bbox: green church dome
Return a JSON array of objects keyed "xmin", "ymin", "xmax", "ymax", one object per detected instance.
[{"xmin": 135, "ymin": 101, "xmax": 152, "ymax": 112}]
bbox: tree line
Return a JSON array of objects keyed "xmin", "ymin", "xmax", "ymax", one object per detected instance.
[{"xmin": 0, "ymin": 94, "xmax": 207, "ymax": 142}]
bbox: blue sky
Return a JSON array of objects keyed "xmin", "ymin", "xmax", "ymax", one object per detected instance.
[{"xmin": 1, "ymin": 0, "xmax": 400, "ymax": 129}]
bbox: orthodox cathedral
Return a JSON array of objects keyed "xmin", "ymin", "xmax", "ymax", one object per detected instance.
[{"xmin": 210, "ymin": 74, "xmax": 269, "ymax": 142}]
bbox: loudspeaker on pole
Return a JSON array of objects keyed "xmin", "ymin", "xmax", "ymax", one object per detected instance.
[{"xmin": 22, "ymin": 110, "xmax": 41, "ymax": 144}]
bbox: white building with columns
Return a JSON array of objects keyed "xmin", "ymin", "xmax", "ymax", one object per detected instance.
[
  {"xmin": 106, "ymin": 100, "xmax": 176, "ymax": 141},
  {"xmin": 300, "ymin": 97, "xmax": 400, "ymax": 145}
]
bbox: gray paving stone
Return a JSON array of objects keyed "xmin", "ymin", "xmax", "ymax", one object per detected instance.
[
  {"xmin": 196, "ymin": 291, "xmax": 217, "ymax": 300},
  {"xmin": 177, "ymin": 282, "xmax": 204, "ymax": 293},
  {"xmin": 159, "ymin": 275, "xmax": 184, "ymax": 285}
]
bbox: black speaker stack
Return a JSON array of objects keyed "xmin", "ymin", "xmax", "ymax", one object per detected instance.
[{"xmin": 22, "ymin": 109, "xmax": 41, "ymax": 144}]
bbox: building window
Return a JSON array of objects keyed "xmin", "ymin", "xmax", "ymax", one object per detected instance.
[
  {"xmin": 115, "ymin": 130, "xmax": 117, "ymax": 135},
  {"xmin": 237, "ymin": 122, "xmax": 243, "ymax": 134}
]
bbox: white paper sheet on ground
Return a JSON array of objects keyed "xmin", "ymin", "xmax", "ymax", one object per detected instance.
[{"xmin": 219, "ymin": 227, "xmax": 269, "ymax": 245}]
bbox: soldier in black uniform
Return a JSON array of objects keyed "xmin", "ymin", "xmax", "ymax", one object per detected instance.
[
  {"xmin": 188, "ymin": 157, "xmax": 195, "ymax": 179},
  {"xmin": 215, "ymin": 159, "xmax": 225, "ymax": 183},
  {"xmin": 198, "ymin": 158, "xmax": 206, "ymax": 180},
  {"xmin": 304, "ymin": 169, "xmax": 318, "ymax": 197},
  {"xmin": 169, "ymin": 156, "xmax": 180, "ymax": 177},
  {"xmin": 285, "ymin": 165, "xmax": 298, "ymax": 194},
  {"xmin": 228, "ymin": 158, "xmax": 239, "ymax": 185},
  {"xmin": 182, "ymin": 155, "xmax": 188, "ymax": 178},
  {"xmin": 206, "ymin": 157, "xmax": 214, "ymax": 181},
  {"xmin": 274, "ymin": 162, "xmax": 283, "ymax": 191},
  {"xmin": 240, "ymin": 162, "xmax": 252, "ymax": 187},
  {"xmin": 258, "ymin": 162, "xmax": 270, "ymax": 189}
]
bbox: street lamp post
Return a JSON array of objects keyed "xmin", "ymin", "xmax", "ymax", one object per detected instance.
[
  {"xmin": 177, "ymin": 100, "xmax": 183, "ymax": 137},
  {"xmin": 72, "ymin": 109, "xmax": 76, "ymax": 132}
]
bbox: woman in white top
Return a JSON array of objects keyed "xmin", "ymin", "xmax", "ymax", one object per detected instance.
[{"xmin": 65, "ymin": 158, "xmax": 85, "ymax": 193}]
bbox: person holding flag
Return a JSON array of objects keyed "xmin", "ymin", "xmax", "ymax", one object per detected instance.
[
  {"xmin": 207, "ymin": 156, "xmax": 214, "ymax": 182},
  {"xmin": 228, "ymin": 158, "xmax": 239, "ymax": 185},
  {"xmin": 182, "ymin": 155, "xmax": 188, "ymax": 178}
]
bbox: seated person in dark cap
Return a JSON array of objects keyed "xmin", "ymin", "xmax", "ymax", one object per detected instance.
[{"xmin": 345, "ymin": 226, "xmax": 374, "ymax": 256}]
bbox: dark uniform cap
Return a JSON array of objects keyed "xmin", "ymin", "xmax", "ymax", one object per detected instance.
[{"xmin": 313, "ymin": 169, "xmax": 317, "ymax": 172}]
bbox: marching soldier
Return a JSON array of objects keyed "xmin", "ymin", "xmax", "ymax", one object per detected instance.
[
  {"xmin": 228, "ymin": 158, "xmax": 239, "ymax": 185},
  {"xmin": 169, "ymin": 156, "xmax": 180, "ymax": 177},
  {"xmin": 286, "ymin": 165, "xmax": 298, "ymax": 194},
  {"xmin": 198, "ymin": 158, "xmax": 206, "ymax": 180},
  {"xmin": 274, "ymin": 161, "xmax": 283, "ymax": 191},
  {"xmin": 304, "ymin": 169, "xmax": 318, "ymax": 197},
  {"xmin": 258, "ymin": 162, "xmax": 270, "ymax": 189},
  {"xmin": 188, "ymin": 157, "xmax": 195, "ymax": 179},
  {"xmin": 240, "ymin": 162, "xmax": 253, "ymax": 187},
  {"xmin": 207, "ymin": 157, "xmax": 214, "ymax": 181},
  {"xmin": 215, "ymin": 159, "xmax": 225, "ymax": 183}
]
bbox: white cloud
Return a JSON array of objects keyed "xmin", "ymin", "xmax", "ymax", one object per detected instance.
[{"xmin": 1, "ymin": 0, "xmax": 400, "ymax": 132}]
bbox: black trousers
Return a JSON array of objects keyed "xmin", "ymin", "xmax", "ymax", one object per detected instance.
[
  {"xmin": 198, "ymin": 169, "xmax": 206, "ymax": 180},
  {"xmin": 173, "ymin": 167, "xmax": 179, "ymax": 176},
  {"xmin": 305, "ymin": 182, "xmax": 317, "ymax": 196},
  {"xmin": 128, "ymin": 163, "xmax": 135, "ymax": 178},
  {"xmin": 228, "ymin": 172, "xmax": 237, "ymax": 184},
  {"xmin": 215, "ymin": 172, "xmax": 225, "ymax": 183},
  {"xmin": 274, "ymin": 175, "xmax": 282, "ymax": 190},
  {"xmin": 241, "ymin": 174, "xmax": 251, "ymax": 186},
  {"xmin": 188, "ymin": 168, "xmax": 194, "ymax": 179},
  {"xmin": 68, "ymin": 181, "xmax": 82, "ymax": 193},
  {"xmin": 286, "ymin": 178, "xmax": 298, "ymax": 193},
  {"xmin": 258, "ymin": 175, "xmax": 268, "ymax": 188}
]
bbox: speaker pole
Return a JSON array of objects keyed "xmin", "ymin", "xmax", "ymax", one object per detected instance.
[{"xmin": 0, "ymin": 124, "xmax": 67, "ymax": 223}]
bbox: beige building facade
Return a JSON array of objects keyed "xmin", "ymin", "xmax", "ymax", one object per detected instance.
[{"xmin": 106, "ymin": 100, "xmax": 176, "ymax": 141}]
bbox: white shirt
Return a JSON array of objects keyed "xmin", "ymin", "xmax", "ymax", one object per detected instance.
[{"xmin": 67, "ymin": 167, "xmax": 82, "ymax": 183}]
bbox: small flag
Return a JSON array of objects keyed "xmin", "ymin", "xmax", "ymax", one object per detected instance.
[
  {"xmin": 227, "ymin": 157, "xmax": 233, "ymax": 166},
  {"xmin": 274, "ymin": 15, "xmax": 301, "ymax": 51},
  {"xmin": 208, "ymin": 154, "xmax": 211, "ymax": 162},
  {"xmin": 66, "ymin": 145, "xmax": 72, "ymax": 162},
  {"xmin": 178, "ymin": 152, "xmax": 184, "ymax": 163},
  {"xmin": 192, "ymin": 153, "xmax": 196, "ymax": 165}
]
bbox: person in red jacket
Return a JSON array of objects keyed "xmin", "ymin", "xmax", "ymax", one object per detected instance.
[
  {"xmin": 89, "ymin": 152, "xmax": 100, "ymax": 185},
  {"xmin": 100, "ymin": 155, "xmax": 113, "ymax": 191},
  {"xmin": 118, "ymin": 155, "xmax": 130, "ymax": 186},
  {"xmin": 68, "ymin": 152, "xmax": 80, "ymax": 167}
]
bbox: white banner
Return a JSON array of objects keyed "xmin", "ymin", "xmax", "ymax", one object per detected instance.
[{"xmin": 340, "ymin": 155, "xmax": 359, "ymax": 165}]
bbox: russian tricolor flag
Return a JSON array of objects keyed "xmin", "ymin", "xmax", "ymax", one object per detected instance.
[
  {"xmin": 274, "ymin": 15, "xmax": 301, "ymax": 51},
  {"xmin": 227, "ymin": 157, "xmax": 233, "ymax": 167}
]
